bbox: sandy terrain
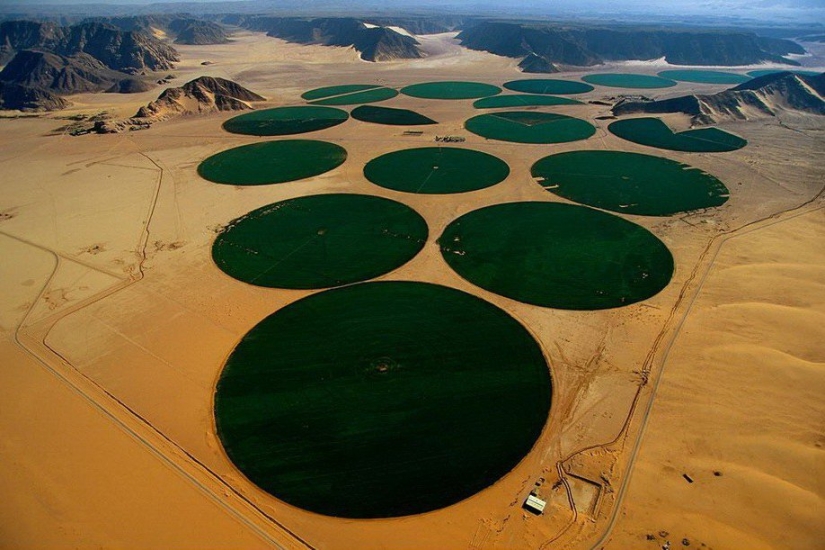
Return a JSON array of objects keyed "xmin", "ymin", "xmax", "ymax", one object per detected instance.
[{"xmin": 0, "ymin": 30, "xmax": 822, "ymax": 549}]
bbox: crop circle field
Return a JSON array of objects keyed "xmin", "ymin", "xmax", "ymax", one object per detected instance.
[
  {"xmin": 465, "ymin": 111, "xmax": 595, "ymax": 143},
  {"xmin": 364, "ymin": 147, "xmax": 509, "ymax": 194},
  {"xmin": 222, "ymin": 106, "xmax": 349, "ymax": 135},
  {"xmin": 439, "ymin": 202, "xmax": 674, "ymax": 309},
  {"xmin": 400, "ymin": 81, "xmax": 502, "ymax": 99},
  {"xmin": 608, "ymin": 117, "xmax": 747, "ymax": 152},
  {"xmin": 351, "ymin": 105, "xmax": 436, "ymax": 125},
  {"xmin": 214, "ymin": 281, "xmax": 552, "ymax": 518},
  {"xmin": 582, "ymin": 73, "xmax": 677, "ymax": 89},
  {"xmin": 531, "ymin": 150, "xmax": 730, "ymax": 216},
  {"xmin": 301, "ymin": 84, "xmax": 399, "ymax": 105},
  {"xmin": 198, "ymin": 140, "xmax": 347, "ymax": 185},
  {"xmin": 473, "ymin": 94, "xmax": 583, "ymax": 109},
  {"xmin": 658, "ymin": 70, "xmax": 750, "ymax": 85},
  {"xmin": 212, "ymin": 194, "xmax": 427, "ymax": 288},
  {"xmin": 502, "ymin": 79, "xmax": 594, "ymax": 95}
]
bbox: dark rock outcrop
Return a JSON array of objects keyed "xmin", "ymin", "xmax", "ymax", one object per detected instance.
[
  {"xmin": 134, "ymin": 76, "xmax": 264, "ymax": 120},
  {"xmin": 105, "ymin": 77, "xmax": 153, "ymax": 94},
  {"xmin": 170, "ymin": 20, "xmax": 229, "ymax": 45},
  {"xmin": 0, "ymin": 80, "xmax": 69, "ymax": 111},
  {"xmin": 0, "ymin": 49, "xmax": 120, "ymax": 94},
  {"xmin": 518, "ymin": 53, "xmax": 559, "ymax": 74}
]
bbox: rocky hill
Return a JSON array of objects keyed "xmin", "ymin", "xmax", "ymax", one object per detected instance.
[
  {"xmin": 518, "ymin": 53, "xmax": 559, "ymax": 74},
  {"xmin": 0, "ymin": 49, "xmax": 123, "ymax": 94},
  {"xmin": 134, "ymin": 76, "xmax": 264, "ymax": 120},
  {"xmin": 458, "ymin": 22, "xmax": 805, "ymax": 71},
  {"xmin": 82, "ymin": 16, "xmax": 229, "ymax": 46},
  {"xmin": 169, "ymin": 19, "xmax": 228, "ymax": 45},
  {"xmin": 612, "ymin": 72, "xmax": 825, "ymax": 124},
  {"xmin": 0, "ymin": 80, "xmax": 68, "ymax": 111}
]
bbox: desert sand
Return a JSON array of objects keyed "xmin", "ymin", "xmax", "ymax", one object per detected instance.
[{"xmin": 0, "ymin": 30, "xmax": 822, "ymax": 549}]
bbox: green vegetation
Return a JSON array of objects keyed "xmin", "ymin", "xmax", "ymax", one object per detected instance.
[
  {"xmin": 531, "ymin": 150, "xmax": 730, "ymax": 216},
  {"xmin": 400, "ymin": 81, "xmax": 501, "ymax": 100},
  {"xmin": 215, "ymin": 281, "xmax": 551, "ymax": 518},
  {"xmin": 222, "ymin": 106, "xmax": 348, "ymax": 136},
  {"xmin": 198, "ymin": 140, "xmax": 346, "ymax": 185},
  {"xmin": 608, "ymin": 117, "xmax": 747, "ymax": 152},
  {"xmin": 747, "ymin": 69, "xmax": 821, "ymax": 78},
  {"xmin": 351, "ymin": 105, "xmax": 436, "ymax": 125},
  {"xmin": 439, "ymin": 202, "xmax": 674, "ymax": 309},
  {"xmin": 658, "ymin": 70, "xmax": 750, "ymax": 84},
  {"xmin": 473, "ymin": 94, "xmax": 583, "ymax": 109},
  {"xmin": 302, "ymin": 84, "xmax": 380, "ymax": 100},
  {"xmin": 582, "ymin": 73, "xmax": 677, "ymax": 89},
  {"xmin": 502, "ymin": 79, "xmax": 594, "ymax": 95},
  {"xmin": 306, "ymin": 87, "xmax": 399, "ymax": 106},
  {"xmin": 364, "ymin": 147, "xmax": 509, "ymax": 194},
  {"xmin": 212, "ymin": 194, "xmax": 426, "ymax": 288},
  {"xmin": 465, "ymin": 111, "xmax": 595, "ymax": 144}
]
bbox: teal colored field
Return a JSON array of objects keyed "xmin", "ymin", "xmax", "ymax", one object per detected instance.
[
  {"xmin": 658, "ymin": 70, "xmax": 750, "ymax": 85},
  {"xmin": 531, "ymin": 150, "xmax": 730, "ymax": 216},
  {"xmin": 465, "ymin": 111, "xmax": 595, "ymax": 144},
  {"xmin": 503, "ymin": 79, "xmax": 594, "ymax": 95},
  {"xmin": 351, "ymin": 105, "xmax": 436, "ymax": 125},
  {"xmin": 400, "ymin": 81, "xmax": 502, "ymax": 100},
  {"xmin": 608, "ymin": 117, "xmax": 747, "ymax": 152},
  {"xmin": 582, "ymin": 73, "xmax": 677, "ymax": 89},
  {"xmin": 364, "ymin": 147, "xmax": 509, "ymax": 194},
  {"xmin": 747, "ymin": 69, "xmax": 821, "ymax": 78},
  {"xmin": 212, "ymin": 194, "xmax": 427, "ymax": 288},
  {"xmin": 473, "ymin": 94, "xmax": 583, "ymax": 109},
  {"xmin": 222, "ymin": 106, "xmax": 348, "ymax": 136},
  {"xmin": 302, "ymin": 84, "xmax": 381, "ymax": 100},
  {"xmin": 439, "ymin": 202, "xmax": 674, "ymax": 309},
  {"xmin": 198, "ymin": 140, "xmax": 346, "ymax": 185},
  {"xmin": 304, "ymin": 86, "xmax": 399, "ymax": 106},
  {"xmin": 215, "ymin": 281, "xmax": 552, "ymax": 518}
]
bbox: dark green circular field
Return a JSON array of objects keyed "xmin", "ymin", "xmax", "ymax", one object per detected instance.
[
  {"xmin": 212, "ymin": 194, "xmax": 427, "ymax": 288},
  {"xmin": 198, "ymin": 140, "xmax": 347, "ymax": 186},
  {"xmin": 473, "ymin": 94, "xmax": 583, "ymax": 109},
  {"xmin": 364, "ymin": 147, "xmax": 509, "ymax": 194},
  {"xmin": 222, "ymin": 106, "xmax": 348, "ymax": 136},
  {"xmin": 351, "ymin": 105, "xmax": 436, "ymax": 125},
  {"xmin": 214, "ymin": 281, "xmax": 552, "ymax": 518},
  {"xmin": 502, "ymin": 79, "xmax": 594, "ymax": 95},
  {"xmin": 400, "ymin": 81, "xmax": 501, "ymax": 100},
  {"xmin": 582, "ymin": 73, "xmax": 677, "ymax": 89},
  {"xmin": 608, "ymin": 117, "xmax": 747, "ymax": 152},
  {"xmin": 465, "ymin": 111, "xmax": 595, "ymax": 144},
  {"xmin": 302, "ymin": 85, "xmax": 399, "ymax": 105},
  {"xmin": 658, "ymin": 70, "xmax": 749, "ymax": 85},
  {"xmin": 439, "ymin": 202, "xmax": 674, "ymax": 309},
  {"xmin": 531, "ymin": 150, "xmax": 729, "ymax": 216}
]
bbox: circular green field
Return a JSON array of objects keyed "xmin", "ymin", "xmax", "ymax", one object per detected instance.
[
  {"xmin": 531, "ymin": 150, "xmax": 730, "ymax": 216},
  {"xmin": 473, "ymin": 94, "xmax": 583, "ymax": 109},
  {"xmin": 351, "ymin": 105, "xmax": 436, "ymax": 125},
  {"xmin": 302, "ymin": 85, "xmax": 399, "ymax": 105},
  {"xmin": 503, "ymin": 79, "xmax": 594, "ymax": 95},
  {"xmin": 582, "ymin": 73, "xmax": 677, "ymax": 89},
  {"xmin": 747, "ymin": 69, "xmax": 821, "ymax": 78},
  {"xmin": 198, "ymin": 140, "xmax": 347, "ymax": 186},
  {"xmin": 608, "ymin": 117, "xmax": 747, "ymax": 152},
  {"xmin": 215, "ymin": 281, "xmax": 552, "ymax": 518},
  {"xmin": 400, "ymin": 81, "xmax": 502, "ymax": 100},
  {"xmin": 465, "ymin": 111, "xmax": 595, "ymax": 144},
  {"xmin": 658, "ymin": 70, "xmax": 750, "ymax": 85},
  {"xmin": 364, "ymin": 147, "xmax": 509, "ymax": 194},
  {"xmin": 212, "ymin": 194, "xmax": 427, "ymax": 288},
  {"xmin": 222, "ymin": 106, "xmax": 348, "ymax": 136},
  {"xmin": 439, "ymin": 202, "xmax": 674, "ymax": 309}
]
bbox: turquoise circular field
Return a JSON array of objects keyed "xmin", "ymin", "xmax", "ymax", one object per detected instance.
[
  {"xmin": 439, "ymin": 202, "xmax": 674, "ymax": 309},
  {"xmin": 302, "ymin": 85, "xmax": 399, "ymax": 105},
  {"xmin": 503, "ymin": 79, "xmax": 594, "ymax": 95},
  {"xmin": 658, "ymin": 70, "xmax": 750, "ymax": 85},
  {"xmin": 222, "ymin": 106, "xmax": 348, "ymax": 136},
  {"xmin": 582, "ymin": 73, "xmax": 677, "ymax": 89},
  {"xmin": 215, "ymin": 281, "xmax": 552, "ymax": 518},
  {"xmin": 465, "ymin": 111, "xmax": 595, "ymax": 144},
  {"xmin": 212, "ymin": 194, "xmax": 428, "ymax": 288},
  {"xmin": 401, "ymin": 81, "xmax": 502, "ymax": 100}
]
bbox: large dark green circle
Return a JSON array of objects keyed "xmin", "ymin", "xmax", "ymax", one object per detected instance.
[
  {"xmin": 222, "ymin": 106, "xmax": 348, "ymax": 136},
  {"xmin": 608, "ymin": 118, "xmax": 747, "ymax": 153},
  {"xmin": 212, "ymin": 194, "xmax": 427, "ymax": 288},
  {"xmin": 531, "ymin": 150, "xmax": 730, "ymax": 216},
  {"xmin": 301, "ymin": 85, "xmax": 399, "ymax": 105},
  {"xmin": 401, "ymin": 81, "xmax": 502, "ymax": 100},
  {"xmin": 582, "ymin": 74, "xmax": 677, "ymax": 89},
  {"xmin": 351, "ymin": 105, "xmax": 436, "ymax": 126},
  {"xmin": 503, "ymin": 79, "xmax": 594, "ymax": 95},
  {"xmin": 465, "ymin": 111, "xmax": 595, "ymax": 144},
  {"xmin": 364, "ymin": 147, "xmax": 509, "ymax": 194},
  {"xmin": 214, "ymin": 281, "xmax": 552, "ymax": 518},
  {"xmin": 198, "ymin": 140, "xmax": 346, "ymax": 186},
  {"xmin": 439, "ymin": 202, "xmax": 674, "ymax": 309}
]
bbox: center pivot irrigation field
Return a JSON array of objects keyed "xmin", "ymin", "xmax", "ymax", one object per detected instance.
[
  {"xmin": 215, "ymin": 281, "xmax": 552, "ymax": 518},
  {"xmin": 222, "ymin": 105, "xmax": 349, "ymax": 135},
  {"xmin": 465, "ymin": 111, "xmax": 595, "ymax": 143},
  {"xmin": 301, "ymin": 84, "xmax": 399, "ymax": 105},
  {"xmin": 608, "ymin": 117, "xmax": 747, "ymax": 153}
]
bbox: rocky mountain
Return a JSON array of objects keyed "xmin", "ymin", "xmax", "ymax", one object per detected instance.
[
  {"xmin": 82, "ymin": 15, "xmax": 229, "ymax": 45},
  {"xmin": 0, "ymin": 80, "xmax": 68, "ymax": 111},
  {"xmin": 458, "ymin": 22, "xmax": 805, "ymax": 69},
  {"xmin": 169, "ymin": 19, "xmax": 228, "ymax": 45},
  {"xmin": 612, "ymin": 72, "xmax": 825, "ymax": 124},
  {"xmin": 518, "ymin": 53, "xmax": 559, "ymax": 74},
  {"xmin": 0, "ymin": 49, "xmax": 122, "ymax": 94},
  {"xmin": 105, "ymin": 77, "xmax": 153, "ymax": 93},
  {"xmin": 134, "ymin": 76, "xmax": 264, "ymax": 120}
]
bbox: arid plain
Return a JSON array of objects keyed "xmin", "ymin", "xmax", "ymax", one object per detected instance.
[{"xmin": 1, "ymin": 30, "xmax": 823, "ymax": 549}]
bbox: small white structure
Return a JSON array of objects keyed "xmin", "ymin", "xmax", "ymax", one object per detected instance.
[{"xmin": 524, "ymin": 494, "xmax": 547, "ymax": 514}]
